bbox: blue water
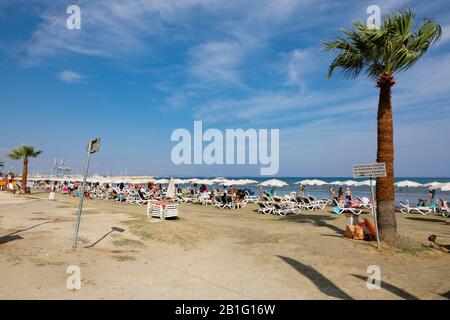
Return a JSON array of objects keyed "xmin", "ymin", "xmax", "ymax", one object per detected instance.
[{"xmin": 173, "ymin": 177, "xmax": 450, "ymax": 205}]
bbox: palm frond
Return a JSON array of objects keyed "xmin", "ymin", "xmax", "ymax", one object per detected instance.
[{"xmin": 322, "ymin": 8, "xmax": 441, "ymax": 80}]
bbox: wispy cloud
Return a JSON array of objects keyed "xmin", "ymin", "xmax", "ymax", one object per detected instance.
[{"xmin": 58, "ymin": 70, "xmax": 83, "ymax": 83}]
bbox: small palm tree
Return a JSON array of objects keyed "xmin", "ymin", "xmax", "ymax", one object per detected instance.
[
  {"xmin": 8, "ymin": 145, "xmax": 42, "ymax": 193},
  {"xmin": 323, "ymin": 9, "xmax": 441, "ymax": 243}
]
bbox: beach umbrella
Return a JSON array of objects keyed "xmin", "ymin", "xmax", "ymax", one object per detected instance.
[
  {"xmin": 239, "ymin": 179, "xmax": 258, "ymax": 185},
  {"xmin": 438, "ymin": 183, "xmax": 450, "ymax": 192},
  {"xmin": 355, "ymin": 180, "xmax": 376, "ymax": 186},
  {"xmin": 154, "ymin": 178, "xmax": 170, "ymax": 184},
  {"xmin": 294, "ymin": 179, "xmax": 311, "ymax": 185},
  {"xmin": 329, "ymin": 180, "xmax": 343, "ymax": 185},
  {"xmin": 173, "ymin": 178, "xmax": 188, "ymax": 184},
  {"xmin": 395, "ymin": 180, "xmax": 423, "ymax": 199},
  {"xmin": 166, "ymin": 178, "xmax": 176, "ymax": 199},
  {"xmin": 341, "ymin": 180, "xmax": 359, "ymax": 186},
  {"xmin": 258, "ymin": 179, "xmax": 288, "ymax": 196},
  {"xmin": 221, "ymin": 179, "xmax": 240, "ymax": 186},
  {"xmin": 424, "ymin": 181, "xmax": 444, "ymax": 189},
  {"xmin": 258, "ymin": 179, "xmax": 288, "ymax": 187}
]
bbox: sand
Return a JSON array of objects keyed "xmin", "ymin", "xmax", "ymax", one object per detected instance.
[{"xmin": 0, "ymin": 190, "xmax": 449, "ymax": 300}]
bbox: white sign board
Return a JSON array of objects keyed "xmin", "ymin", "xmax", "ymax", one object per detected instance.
[
  {"xmin": 352, "ymin": 163, "xmax": 386, "ymax": 178},
  {"xmin": 88, "ymin": 138, "xmax": 101, "ymax": 154}
]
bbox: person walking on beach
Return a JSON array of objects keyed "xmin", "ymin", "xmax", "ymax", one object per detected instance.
[
  {"xmin": 300, "ymin": 184, "xmax": 305, "ymax": 197},
  {"xmin": 429, "ymin": 188, "xmax": 436, "ymax": 202},
  {"xmin": 337, "ymin": 187, "xmax": 343, "ymax": 201}
]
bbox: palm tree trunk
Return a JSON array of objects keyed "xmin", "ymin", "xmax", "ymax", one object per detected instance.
[
  {"xmin": 22, "ymin": 157, "xmax": 28, "ymax": 193},
  {"xmin": 376, "ymin": 73, "xmax": 397, "ymax": 243}
]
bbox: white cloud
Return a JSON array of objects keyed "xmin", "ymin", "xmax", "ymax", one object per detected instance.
[
  {"xmin": 58, "ymin": 70, "xmax": 83, "ymax": 83},
  {"xmin": 188, "ymin": 41, "xmax": 244, "ymax": 86}
]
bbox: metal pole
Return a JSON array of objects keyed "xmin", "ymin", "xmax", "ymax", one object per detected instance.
[
  {"xmin": 72, "ymin": 140, "xmax": 92, "ymax": 248},
  {"xmin": 370, "ymin": 177, "xmax": 381, "ymax": 250}
]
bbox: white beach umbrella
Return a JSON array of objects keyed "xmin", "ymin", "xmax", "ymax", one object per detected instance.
[
  {"xmin": 424, "ymin": 181, "xmax": 444, "ymax": 189},
  {"xmin": 172, "ymin": 178, "xmax": 188, "ymax": 184},
  {"xmin": 166, "ymin": 178, "xmax": 176, "ymax": 199},
  {"xmin": 258, "ymin": 179, "xmax": 288, "ymax": 187},
  {"xmin": 239, "ymin": 179, "xmax": 258, "ymax": 185},
  {"xmin": 198, "ymin": 179, "xmax": 215, "ymax": 185},
  {"xmin": 329, "ymin": 180, "xmax": 343, "ymax": 185},
  {"xmin": 294, "ymin": 179, "xmax": 311, "ymax": 185},
  {"xmin": 221, "ymin": 179, "xmax": 239, "ymax": 186},
  {"xmin": 154, "ymin": 178, "xmax": 170, "ymax": 184},
  {"xmin": 258, "ymin": 179, "xmax": 287, "ymax": 196},
  {"xmin": 395, "ymin": 180, "xmax": 423, "ymax": 199},
  {"xmin": 355, "ymin": 180, "xmax": 376, "ymax": 186},
  {"xmin": 394, "ymin": 180, "xmax": 423, "ymax": 188},
  {"xmin": 438, "ymin": 183, "xmax": 450, "ymax": 192},
  {"xmin": 341, "ymin": 180, "xmax": 359, "ymax": 186},
  {"xmin": 305, "ymin": 179, "xmax": 328, "ymax": 186}
]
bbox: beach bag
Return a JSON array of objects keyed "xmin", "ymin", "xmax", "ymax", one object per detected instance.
[
  {"xmin": 362, "ymin": 218, "xmax": 377, "ymax": 239},
  {"xmin": 353, "ymin": 224, "xmax": 365, "ymax": 240},
  {"xmin": 345, "ymin": 225, "xmax": 355, "ymax": 238}
]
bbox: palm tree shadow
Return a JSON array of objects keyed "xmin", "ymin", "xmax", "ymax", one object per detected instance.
[
  {"xmin": 351, "ymin": 274, "xmax": 419, "ymax": 300},
  {"xmin": 278, "ymin": 255, "xmax": 353, "ymax": 300},
  {"xmin": 0, "ymin": 234, "xmax": 23, "ymax": 244},
  {"xmin": 84, "ymin": 226, "xmax": 125, "ymax": 248},
  {"xmin": 0, "ymin": 220, "xmax": 54, "ymax": 245},
  {"xmin": 281, "ymin": 214, "xmax": 345, "ymax": 235}
]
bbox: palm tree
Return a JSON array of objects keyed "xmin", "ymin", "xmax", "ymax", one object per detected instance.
[
  {"xmin": 8, "ymin": 145, "xmax": 42, "ymax": 193},
  {"xmin": 323, "ymin": 9, "xmax": 441, "ymax": 243}
]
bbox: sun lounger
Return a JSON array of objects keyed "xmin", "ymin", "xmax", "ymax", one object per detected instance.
[
  {"xmin": 400, "ymin": 201, "xmax": 433, "ymax": 215},
  {"xmin": 257, "ymin": 202, "xmax": 273, "ymax": 215},
  {"xmin": 331, "ymin": 199, "xmax": 362, "ymax": 215},
  {"xmin": 442, "ymin": 201, "xmax": 450, "ymax": 217}
]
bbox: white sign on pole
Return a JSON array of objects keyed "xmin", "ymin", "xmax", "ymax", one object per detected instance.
[
  {"xmin": 351, "ymin": 162, "xmax": 385, "ymax": 251},
  {"xmin": 352, "ymin": 163, "xmax": 386, "ymax": 178},
  {"xmin": 88, "ymin": 138, "xmax": 101, "ymax": 154}
]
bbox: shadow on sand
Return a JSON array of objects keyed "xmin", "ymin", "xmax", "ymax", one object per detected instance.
[
  {"xmin": 278, "ymin": 255, "xmax": 353, "ymax": 300},
  {"xmin": 0, "ymin": 220, "xmax": 54, "ymax": 245},
  {"xmin": 280, "ymin": 214, "xmax": 345, "ymax": 235},
  {"xmin": 406, "ymin": 217, "xmax": 448, "ymax": 224},
  {"xmin": 351, "ymin": 274, "xmax": 419, "ymax": 300},
  {"xmin": 84, "ymin": 226, "xmax": 125, "ymax": 248}
]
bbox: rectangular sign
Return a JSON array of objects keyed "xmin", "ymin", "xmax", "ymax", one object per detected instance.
[
  {"xmin": 352, "ymin": 163, "xmax": 386, "ymax": 178},
  {"xmin": 89, "ymin": 138, "xmax": 101, "ymax": 154}
]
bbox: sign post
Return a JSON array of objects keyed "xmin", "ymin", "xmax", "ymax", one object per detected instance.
[
  {"xmin": 72, "ymin": 138, "xmax": 101, "ymax": 248},
  {"xmin": 352, "ymin": 163, "xmax": 386, "ymax": 250}
]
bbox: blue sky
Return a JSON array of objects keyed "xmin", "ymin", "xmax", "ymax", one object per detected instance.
[{"xmin": 1, "ymin": 0, "xmax": 449, "ymax": 177}]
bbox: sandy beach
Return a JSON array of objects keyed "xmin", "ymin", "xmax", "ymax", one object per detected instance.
[{"xmin": 0, "ymin": 190, "xmax": 449, "ymax": 300}]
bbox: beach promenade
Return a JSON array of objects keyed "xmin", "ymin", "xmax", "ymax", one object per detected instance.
[{"xmin": 0, "ymin": 191, "xmax": 449, "ymax": 299}]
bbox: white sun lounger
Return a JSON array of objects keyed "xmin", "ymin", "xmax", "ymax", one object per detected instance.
[
  {"xmin": 331, "ymin": 199, "xmax": 362, "ymax": 215},
  {"xmin": 400, "ymin": 201, "xmax": 432, "ymax": 215}
]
